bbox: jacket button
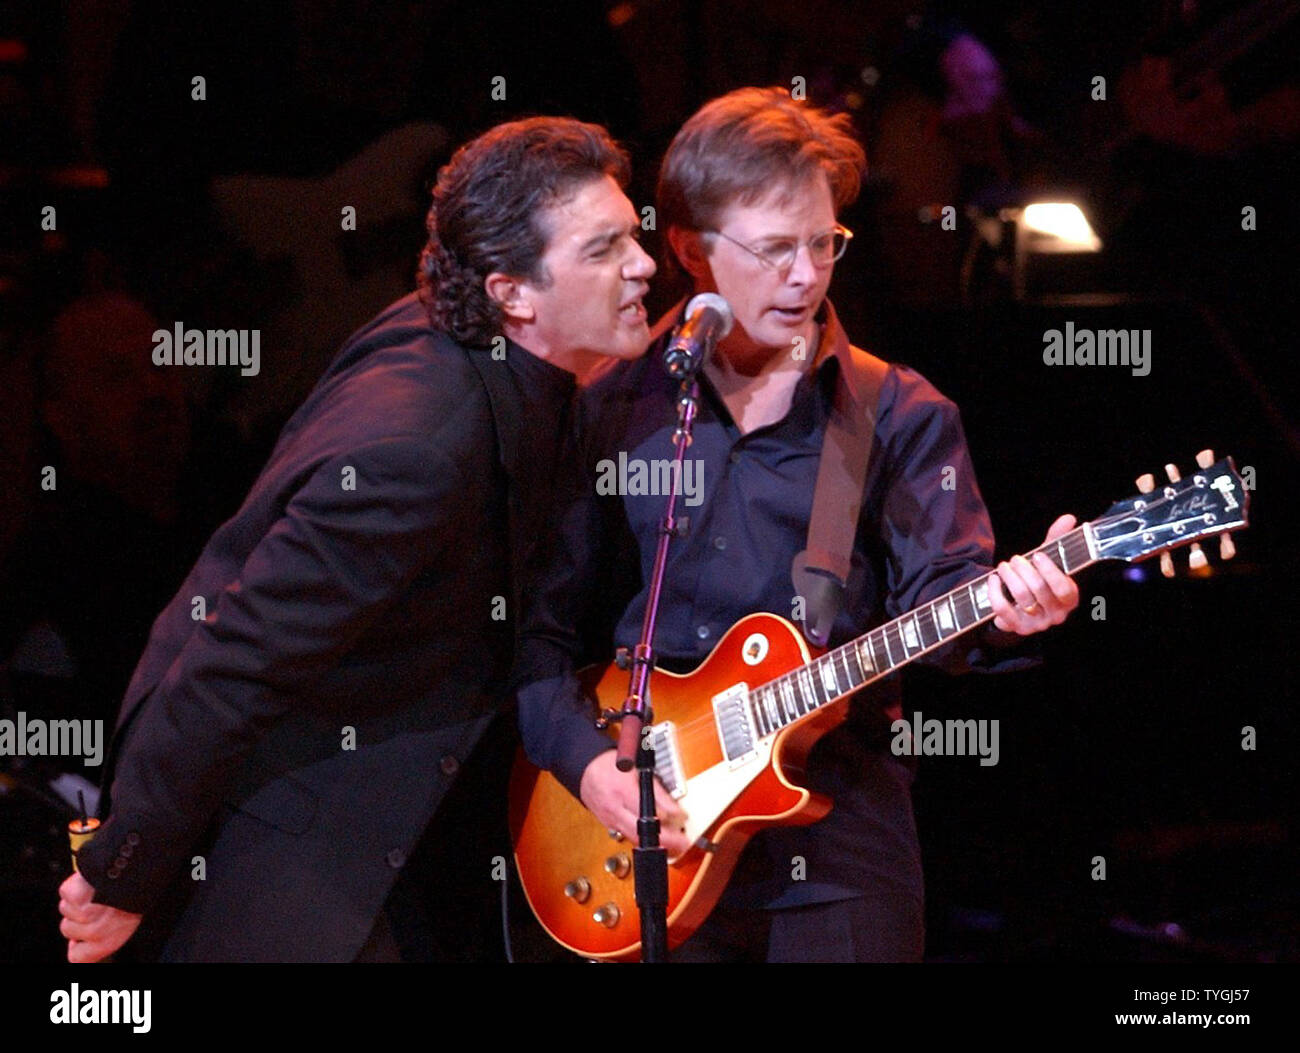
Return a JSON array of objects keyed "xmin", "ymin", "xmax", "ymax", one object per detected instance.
[
  {"xmin": 119, "ymin": 844, "xmax": 133, "ymax": 858},
  {"xmin": 126, "ymin": 832, "xmax": 141, "ymax": 845},
  {"xmin": 113, "ymin": 856, "xmax": 129, "ymax": 869},
  {"xmin": 386, "ymin": 848, "xmax": 406, "ymax": 869},
  {"xmin": 440, "ymin": 755, "xmax": 459, "ymax": 776},
  {"xmin": 106, "ymin": 867, "xmax": 121, "ymax": 879}
]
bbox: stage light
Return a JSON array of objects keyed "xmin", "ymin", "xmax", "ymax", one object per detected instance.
[
  {"xmin": 965, "ymin": 199, "xmax": 1105, "ymax": 301},
  {"xmin": 1021, "ymin": 203, "xmax": 1102, "ymax": 252}
]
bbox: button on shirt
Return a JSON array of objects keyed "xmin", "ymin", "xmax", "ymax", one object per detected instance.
[{"xmin": 515, "ymin": 299, "xmax": 1037, "ymax": 908}]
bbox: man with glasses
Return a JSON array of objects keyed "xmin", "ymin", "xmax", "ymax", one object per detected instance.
[{"xmin": 517, "ymin": 87, "xmax": 1078, "ymax": 961}]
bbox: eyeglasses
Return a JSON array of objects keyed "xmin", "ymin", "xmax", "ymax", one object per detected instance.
[{"xmin": 709, "ymin": 224, "xmax": 853, "ymax": 272}]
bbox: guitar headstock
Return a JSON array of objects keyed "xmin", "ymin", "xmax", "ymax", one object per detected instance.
[{"xmin": 1090, "ymin": 450, "xmax": 1249, "ymax": 572}]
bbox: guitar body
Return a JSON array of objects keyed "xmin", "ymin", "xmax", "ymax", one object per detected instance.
[{"xmin": 509, "ymin": 612, "xmax": 846, "ymax": 961}]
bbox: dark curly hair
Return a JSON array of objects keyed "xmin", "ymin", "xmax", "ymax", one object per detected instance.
[{"xmin": 417, "ymin": 117, "xmax": 631, "ymax": 348}]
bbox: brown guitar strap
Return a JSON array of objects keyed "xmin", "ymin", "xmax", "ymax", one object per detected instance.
[{"xmin": 792, "ymin": 340, "xmax": 890, "ymax": 648}]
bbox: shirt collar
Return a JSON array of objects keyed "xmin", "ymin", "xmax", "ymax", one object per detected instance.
[
  {"xmin": 502, "ymin": 335, "xmax": 578, "ymax": 402},
  {"xmin": 465, "ymin": 335, "xmax": 576, "ymax": 484}
]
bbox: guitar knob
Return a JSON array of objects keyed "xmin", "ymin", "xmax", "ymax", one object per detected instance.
[
  {"xmin": 1219, "ymin": 534, "xmax": 1236, "ymax": 560},
  {"xmin": 1188, "ymin": 543, "xmax": 1208, "ymax": 571},
  {"xmin": 604, "ymin": 853, "xmax": 631, "ymax": 879},
  {"xmin": 564, "ymin": 878, "xmax": 591, "ymax": 903},
  {"xmin": 1195, "ymin": 449, "xmax": 1215, "ymax": 469},
  {"xmin": 592, "ymin": 903, "xmax": 621, "ymax": 928},
  {"xmin": 1135, "ymin": 473, "xmax": 1155, "ymax": 493},
  {"xmin": 1165, "ymin": 463, "xmax": 1182, "ymax": 483}
]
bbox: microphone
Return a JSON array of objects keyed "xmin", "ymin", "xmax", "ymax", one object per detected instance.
[{"xmin": 663, "ymin": 293, "xmax": 733, "ymax": 378}]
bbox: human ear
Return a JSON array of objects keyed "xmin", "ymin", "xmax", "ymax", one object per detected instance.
[
  {"xmin": 484, "ymin": 272, "xmax": 535, "ymax": 323},
  {"xmin": 667, "ymin": 227, "xmax": 712, "ymax": 283}
]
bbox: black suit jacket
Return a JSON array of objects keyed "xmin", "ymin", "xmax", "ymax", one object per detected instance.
[{"xmin": 78, "ymin": 292, "xmax": 574, "ymax": 961}]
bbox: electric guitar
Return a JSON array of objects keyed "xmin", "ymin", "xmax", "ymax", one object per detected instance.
[{"xmin": 509, "ymin": 452, "xmax": 1251, "ymax": 960}]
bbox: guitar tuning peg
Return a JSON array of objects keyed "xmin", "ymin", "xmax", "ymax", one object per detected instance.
[
  {"xmin": 1165, "ymin": 463, "xmax": 1182, "ymax": 483},
  {"xmin": 1219, "ymin": 533, "xmax": 1236, "ymax": 560},
  {"xmin": 1188, "ymin": 542, "xmax": 1207, "ymax": 571},
  {"xmin": 1135, "ymin": 472, "xmax": 1171, "ymax": 574},
  {"xmin": 1195, "ymin": 449, "xmax": 1215, "ymax": 469}
]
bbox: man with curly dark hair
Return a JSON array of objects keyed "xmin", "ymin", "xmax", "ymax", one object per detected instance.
[
  {"xmin": 57, "ymin": 116, "xmax": 655, "ymax": 962},
  {"xmin": 417, "ymin": 116, "xmax": 655, "ymax": 369}
]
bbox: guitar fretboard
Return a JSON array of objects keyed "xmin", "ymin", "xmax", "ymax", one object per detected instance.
[{"xmin": 743, "ymin": 526, "xmax": 1096, "ymax": 740}]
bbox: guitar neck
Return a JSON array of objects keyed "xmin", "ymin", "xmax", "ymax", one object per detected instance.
[{"xmin": 744, "ymin": 525, "xmax": 1097, "ymax": 739}]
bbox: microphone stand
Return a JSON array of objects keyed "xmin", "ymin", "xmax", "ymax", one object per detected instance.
[{"xmin": 598, "ymin": 372, "xmax": 702, "ymax": 964}]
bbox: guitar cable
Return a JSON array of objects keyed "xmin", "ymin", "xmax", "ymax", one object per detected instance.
[{"xmin": 501, "ymin": 855, "xmax": 515, "ymax": 963}]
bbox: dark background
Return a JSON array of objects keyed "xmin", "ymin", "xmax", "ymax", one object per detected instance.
[{"xmin": 1, "ymin": 0, "xmax": 1295, "ymax": 962}]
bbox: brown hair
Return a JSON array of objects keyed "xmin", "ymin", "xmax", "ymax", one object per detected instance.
[
  {"xmin": 657, "ymin": 87, "xmax": 866, "ymax": 243},
  {"xmin": 417, "ymin": 117, "xmax": 631, "ymax": 347}
]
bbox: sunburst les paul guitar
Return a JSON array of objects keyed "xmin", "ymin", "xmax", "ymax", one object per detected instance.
[{"xmin": 509, "ymin": 452, "xmax": 1250, "ymax": 960}]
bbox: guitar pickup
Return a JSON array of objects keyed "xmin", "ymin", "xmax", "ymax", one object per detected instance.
[
  {"xmin": 647, "ymin": 722, "xmax": 686, "ymax": 799},
  {"xmin": 712, "ymin": 683, "xmax": 758, "ymax": 766}
]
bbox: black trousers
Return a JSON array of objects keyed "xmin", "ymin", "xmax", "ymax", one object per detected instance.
[{"xmin": 670, "ymin": 889, "xmax": 925, "ymax": 963}]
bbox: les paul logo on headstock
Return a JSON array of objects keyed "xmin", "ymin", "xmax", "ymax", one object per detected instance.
[{"xmin": 1168, "ymin": 491, "xmax": 1214, "ymax": 519}]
